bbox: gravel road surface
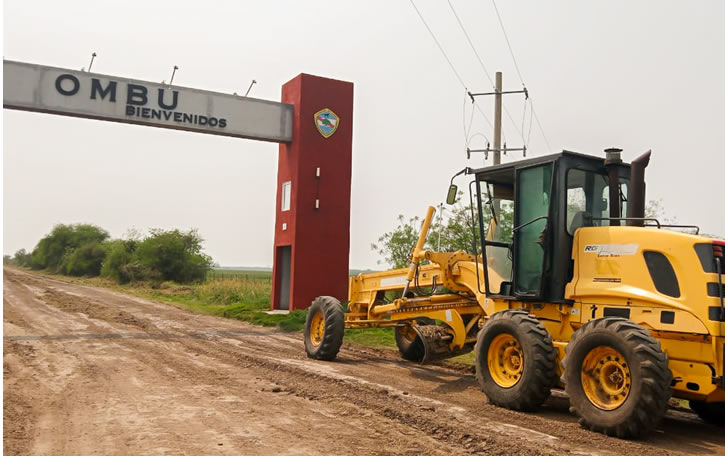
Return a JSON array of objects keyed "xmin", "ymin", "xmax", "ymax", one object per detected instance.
[{"xmin": 4, "ymin": 267, "xmax": 725, "ymax": 455}]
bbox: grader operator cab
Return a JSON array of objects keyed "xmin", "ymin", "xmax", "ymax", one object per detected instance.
[{"xmin": 304, "ymin": 149, "xmax": 725, "ymax": 438}]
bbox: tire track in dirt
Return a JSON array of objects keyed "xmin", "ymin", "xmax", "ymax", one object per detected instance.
[{"xmin": 4, "ymin": 267, "xmax": 725, "ymax": 455}]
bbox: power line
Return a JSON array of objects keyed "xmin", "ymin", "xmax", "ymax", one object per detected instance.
[
  {"xmin": 490, "ymin": 0, "xmax": 553, "ymax": 153},
  {"xmin": 474, "ymin": 103, "xmax": 494, "ymax": 130},
  {"xmin": 448, "ymin": 0, "xmax": 525, "ymax": 148},
  {"xmin": 502, "ymin": 102, "xmax": 524, "ymax": 145},
  {"xmin": 531, "ymin": 101, "xmax": 553, "ymax": 153},
  {"xmin": 409, "ymin": 0, "xmax": 468, "ymax": 91},
  {"xmin": 410, "ymin": 0, "xmax": 494, "ymax": 139},
  {"xmin": 465, "ymin": 90, "xmax": 493, "ymax": 143},
  {"xmin": 491, "ymin": 0, "xmax": 525, "ymax": 87},
  {"xmin": 526, "ymin": 99, "xmax": 534, "ymax": 146},
  {"xmin": 463, "ymin": 89, "xmax": 474, "ymax": 140},
  {"xmin": 447, "ymin": 0, "xmax": 494, "ymax": 87},
  {"xmin": 521, "ymin": 98, "xmax": 528, "ymax": 143}
]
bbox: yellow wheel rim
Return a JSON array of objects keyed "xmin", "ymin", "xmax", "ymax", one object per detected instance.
[
  {"xmin": 581, "ymin": 346, "xmax": 631, "ymax": 410},
  {"xmin": 310, "ymin": 311, "xmax": 325, "ymax": 346},
  {"xmin": 488, "ymin": 333, "xmax": 524, "ymax": 388}
]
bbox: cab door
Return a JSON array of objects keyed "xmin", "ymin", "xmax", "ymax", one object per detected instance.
[{"xmin": 513, "ymin": 163, "xmax": 553, "ymax": 297}]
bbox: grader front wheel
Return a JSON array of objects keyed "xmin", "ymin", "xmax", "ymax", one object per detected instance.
[
  {"xmin": 304, "ymin": 296, "xmax": 344, "ymax": 361},
  {"xmin": 474, "ymin": 310, "xmax": 558, "ymax": 411},
  {"xmin": 395, "ymin": 324, "xmax": 425, "ymax": 362},
  {"xmin": 563, "ymin": 317, "xmax": 672, "ymax": 438}
]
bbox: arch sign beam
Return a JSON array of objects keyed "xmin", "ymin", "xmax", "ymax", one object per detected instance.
[
  {"xmin": 3, "ymin": 60, "xmax": 293, "ymax": 143},
  {"xmin": 4, "ymin": 59, "xmax": 353, "ymax": 312}
]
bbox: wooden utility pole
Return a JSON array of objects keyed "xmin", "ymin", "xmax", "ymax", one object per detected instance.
[
  {"xmin": 466, "ymin": 72, "xmax": 526, "ymax": 164},
  {"xmin": 493, "ymin": 71, "xmax": 503, "ymax": 166}
]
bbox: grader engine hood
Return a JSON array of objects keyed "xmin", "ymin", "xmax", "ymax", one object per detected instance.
[{"xmin": 569, "ymin": 227, "xmax": 723, "ymax": 337}]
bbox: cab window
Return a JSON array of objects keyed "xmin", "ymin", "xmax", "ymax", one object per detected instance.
[{"xmin": 566, "ymin": 169, "xmax": 629, "ymax": 235}]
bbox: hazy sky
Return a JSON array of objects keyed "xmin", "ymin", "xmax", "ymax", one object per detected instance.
[{"xmin": 4, "ymin": 1, "xmax": 724, "ymax": 269}]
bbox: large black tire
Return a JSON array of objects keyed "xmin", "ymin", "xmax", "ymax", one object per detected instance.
[
  {"xmin": 689, "ymin": 400, "xmax": 725, "ymax": 426},
  {"xmin": 395, "ymin": 324, "xmax": 425, "ymax": 362},
  {"xmin": 563, "ymin": 317, "xmax": 672, "ymax": 438},
  {"xmin": 474, "ymin": 310, "xmax": 558, "ymax": 411},
  {"xmin": 304, "ymin": 296, "xmax": 344, "ymax": 361}
]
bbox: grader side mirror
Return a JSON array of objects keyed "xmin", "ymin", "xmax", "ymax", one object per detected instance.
[{"xmin": 446, "ymin": 184, "xmax": 458, "ymax": 205}]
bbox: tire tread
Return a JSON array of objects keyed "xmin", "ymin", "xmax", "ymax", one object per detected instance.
[
  {"xmin": 475, "ymin": 310, "xmax": 558, "ymax": 411},
  {"xmin": 304, "ymin": 296, "xmax": 345, "ymax": 361},
  {"xmin": 562, "ymin": 317, "xmax": 672, "ymax": 438}
]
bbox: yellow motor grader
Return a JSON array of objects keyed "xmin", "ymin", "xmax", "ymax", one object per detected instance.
[{"xmin": 303, "ymin": 149, "xmax": 725, "ymax": 437}]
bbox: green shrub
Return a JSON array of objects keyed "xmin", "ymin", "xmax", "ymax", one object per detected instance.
[
  {"xmin": 31, "ymin": 224, "xmax": 109, "ymax": 272},
  {"xmin": 135, "ymin": 229, "xmax": 212, "ymax": 283},
  {"xmin": 101, "ymin": 240, "xmax": 139, "ymax": 283},
  {"xmin": 23, "ymin": 224, "xmax": 214, "ymax": 285},
  {"xmin": 64, "ymin": 242, "xmax": 107, "ymax": 276}
]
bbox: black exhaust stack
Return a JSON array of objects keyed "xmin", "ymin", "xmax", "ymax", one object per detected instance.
[
  {"xmin": 629, "ymin": 150, "xmax": 652, "ymax": 226},
  {"xmin": 604, "ymin": 148, "xmax": 623, "ymax": 226}
]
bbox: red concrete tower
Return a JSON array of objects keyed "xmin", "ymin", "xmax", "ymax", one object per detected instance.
[{"xmin": 271, "ymin": 74, "xmax": 353, "ymax": 311}]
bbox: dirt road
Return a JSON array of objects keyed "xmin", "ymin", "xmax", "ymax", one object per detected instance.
[{"xmin": 3, "ymin": 267, "xmax": 725, "ymax": 455}]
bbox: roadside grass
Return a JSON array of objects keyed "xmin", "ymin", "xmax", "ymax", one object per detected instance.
[
  {"xmin": 18, "ymin": 267, "xmax": 473, "ymax": 364},
  {"xmin": 159, "ymin": 278, "xmax": 308, "ymax": 332},
  {"xmin": 344, "ymin": 328, "xmax": 395, "ymax": 349},
  {"xmin": 25, "ymin": 269, "xmax": 307, "ymax": 332},
  {"xmin": 205, "ymin": 269, "xmax": 273, "ymax": 281}
]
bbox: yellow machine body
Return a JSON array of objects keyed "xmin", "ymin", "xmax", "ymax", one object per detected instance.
[
  {"xmin": 302, "ymin": 150, "xmax": 725, "ymax": 436},
  {"xmin": 346, "ymin": 217, "xmax": 725, "ymax": 404}
]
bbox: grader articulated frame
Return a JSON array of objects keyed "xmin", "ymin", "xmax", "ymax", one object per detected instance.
[{"xmin": 304, "ymin": 150, "xmax": 725, "ymax": 438}]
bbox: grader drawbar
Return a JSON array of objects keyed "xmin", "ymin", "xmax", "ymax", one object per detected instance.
[{"xmin": 304, "ymin": 149, "xmax": 725, "ymax": 438}]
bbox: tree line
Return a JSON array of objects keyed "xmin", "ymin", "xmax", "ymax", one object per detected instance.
[
  {"xmin": 4, "ymin": 224, "xmax": 212, "ymax": 284},
  {"xmin": 371, "ymin": 196, "xmax": 679, "ymax": 269}
]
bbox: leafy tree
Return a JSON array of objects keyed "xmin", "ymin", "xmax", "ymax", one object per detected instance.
[
  {"xmin": 645, "ymin": 198, "xmax": 675, "ymax": 223},
  {"xmin": 11, "ymin": 248, "xmax": 33, "ymax": 267},
  {"xmin": 135, "ymin": 228, "xmax": 212, "ymax": 283},
  {"xmin": 374, "ymin": 195, "xmax": 684, "ymax": 269},
  {"xmin": 31, "ymin": 224, "xmax": 109, "ymax": 272},
  {"xmin": 371, "ymin": 215, "xmax": 424, "ymax": 269},
  {"xmin": 3, "ymin": 255, "xmax": 12, "ymax": 265},
  {"xmin": 372, "ymin": 193, "xmax": 513, "ymax": 269}
]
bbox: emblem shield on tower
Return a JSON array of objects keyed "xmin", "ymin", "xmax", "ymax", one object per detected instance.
[{"xmin": 314, "ymin": 108, "xmax": 339, "ymax": 138}]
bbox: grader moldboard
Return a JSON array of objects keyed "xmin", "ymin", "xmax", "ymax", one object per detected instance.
[{"xmin": 303, "ymin": 149, "xmax": 725, "ymax": 438}]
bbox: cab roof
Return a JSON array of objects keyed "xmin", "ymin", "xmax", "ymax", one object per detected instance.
[{"xmin": 468, "ymin": 150, "xmax": 631, "ymax": 186}]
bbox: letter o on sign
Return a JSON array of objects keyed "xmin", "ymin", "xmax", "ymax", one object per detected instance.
[{"xmin": 55, "ymin": 74, "xmax": 80, "ymax": 96}]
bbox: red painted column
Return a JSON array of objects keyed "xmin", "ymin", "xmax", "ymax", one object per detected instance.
[{"xmin": 271, "ymin": 74, "xmax": 353, "ymax": 311}]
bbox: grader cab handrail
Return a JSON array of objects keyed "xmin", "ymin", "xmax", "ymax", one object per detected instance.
[{"xmin": 590, "ymin": 216, "xmax": 700, "ymax": 234}]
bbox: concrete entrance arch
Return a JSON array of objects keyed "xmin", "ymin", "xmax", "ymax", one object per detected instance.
[{"xmin": 3, "ymin": 60, "xmax": 353, "ymax": 311}]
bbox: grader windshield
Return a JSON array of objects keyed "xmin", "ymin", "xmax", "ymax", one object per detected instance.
[{"xmin": 473, "ymin": 152, "xmax": 631, "ymax": 302}]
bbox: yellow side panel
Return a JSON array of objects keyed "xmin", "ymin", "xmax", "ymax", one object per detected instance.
[{"xmin": 568, "ymin": 227, "xmax": 720, "ymax": 335}]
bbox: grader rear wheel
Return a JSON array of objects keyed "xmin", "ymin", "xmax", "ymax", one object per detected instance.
[
  {"xmin": 563, "ymin": 317, "xmax": 672, "ymax": 438},
  {"xmin": 304, "ymin": 296, "xmax": 344, "ymax": 361},
  {"xmin": 474, "ymin": 310, "xmax": 558, "ymax": 411}
]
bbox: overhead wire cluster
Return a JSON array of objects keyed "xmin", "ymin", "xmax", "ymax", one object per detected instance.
[
  {"xmin": 409, "ymin": 0, "xmax": 554, "ymax": 159},
  {"xmin": 408, "ymin": 0, "xmax": 493, "ymax": 147},
  {"xmin": 490, "ymin": 0, "xmax": 553, "ymax": 154}
]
